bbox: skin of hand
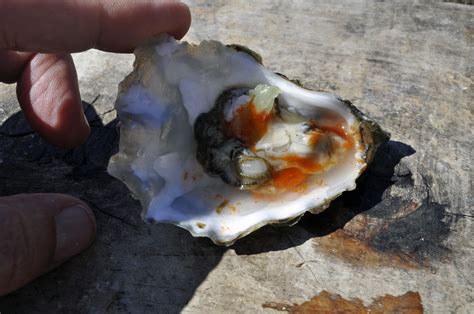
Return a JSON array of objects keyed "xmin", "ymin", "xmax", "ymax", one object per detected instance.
[{"xmin": 0, "ymin": 0, "xmax": 191, "ymax": 296}]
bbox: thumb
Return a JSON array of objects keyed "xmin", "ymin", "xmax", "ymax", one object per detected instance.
[{"xmin": 0, "ymin": 194, "xmax": 96, "ymax": 296}]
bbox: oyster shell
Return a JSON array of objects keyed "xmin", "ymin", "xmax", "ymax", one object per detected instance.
[{"xmin": 108, "ymin": 35, "xmax": 389, "ymax": 245}]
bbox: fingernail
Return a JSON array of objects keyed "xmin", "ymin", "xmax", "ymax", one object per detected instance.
[{"xmin": 54, "ymin": 205, "xmax": 96, "ymax": 263}]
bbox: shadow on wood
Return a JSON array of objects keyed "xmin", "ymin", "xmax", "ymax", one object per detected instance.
[
  {"xmin": 233, "ymin": 140, "xmax": 452, "ymax": 267},
  {"xmin": 233, "ymin": 141, "xmax": 419, "ymax": 253},
  {"xmin": 0, "ymin": 102, "xmax": 226, "ymax": 313}
]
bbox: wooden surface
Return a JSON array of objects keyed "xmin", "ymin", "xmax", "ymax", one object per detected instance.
[{"xmin": 0, "ymin": 1, "xmax": 472, "ymax": 313}]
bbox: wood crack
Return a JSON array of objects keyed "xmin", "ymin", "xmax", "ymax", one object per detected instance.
[
  {"xmin": 286, "ymin": 233, "xmax": 318, "ymax": 282},
  {"xmin": 85, "ymin": 199, "xmax": 140, "ymax": 231}
]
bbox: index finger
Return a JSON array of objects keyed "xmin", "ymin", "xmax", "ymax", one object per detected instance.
[{"xmin": 0, "ymin": 0, "xmax": 191, "ymax": 53}]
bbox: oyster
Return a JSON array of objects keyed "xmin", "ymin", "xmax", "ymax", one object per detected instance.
[{"xmin": 108, "ymin": 35, "xmax": 389, "ymax": 245}]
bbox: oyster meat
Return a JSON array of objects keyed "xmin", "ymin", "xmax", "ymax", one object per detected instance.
[{"xmin": 108, "ymin": 36, "xmax": 389, "ymax": 245}]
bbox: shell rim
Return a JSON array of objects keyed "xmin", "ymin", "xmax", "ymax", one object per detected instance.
[{"xmin": 111, "ymin": 40, "xmax": 391, "ymax": 246}]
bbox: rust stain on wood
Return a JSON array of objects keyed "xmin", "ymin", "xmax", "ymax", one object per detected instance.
[
  {"xmin": 390, "ymin": 201, "xmax": 420, "ymax": 219},
  {"xmin": 313, "ymin": 230, "xmax": 420, "ymax": 269},
  {"xmin": 299, "ymin": 142, "xmax": 452, "ymax": 269},
  {"xmin": 300, "ymin": 142, "xmax": 456, "ymax": 269},
  {"xmin": 263, "ymin": 291, "xmax": 423, "ymax": 313}
]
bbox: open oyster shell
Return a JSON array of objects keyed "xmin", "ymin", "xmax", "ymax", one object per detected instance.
[{"xmin": 108, "ymin": 35, "xmax": 389, "ymax": 245}]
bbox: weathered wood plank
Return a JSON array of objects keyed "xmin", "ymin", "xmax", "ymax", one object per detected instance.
[{"xmin": 0, "ymin": 1, "xmax": 472, "ymax": 313}]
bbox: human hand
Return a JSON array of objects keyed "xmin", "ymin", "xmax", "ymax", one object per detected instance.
[{"xmin": 0, "ymin": 0, "xmax": 191, "ymax": 295}]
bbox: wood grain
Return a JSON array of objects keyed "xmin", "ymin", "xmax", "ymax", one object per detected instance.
[{"xmin": 0, "ymin": 1, "xmax": 472, "ymax": 313}]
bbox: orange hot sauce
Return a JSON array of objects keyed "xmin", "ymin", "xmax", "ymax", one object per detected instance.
[
  {"xmin": 308, "ymin": 132, "xmax": 321, "ymax": 146},
  {"xmin": 228, "ymin": 99, "xmax": 355, "ymax": 194},
  {"xmin": 271, "ymin": 167, "xmax": 306, "ymax": 190},
  {"xmin": 319, "ymin": 123, "xmax": 354, "ymax": 149},
  {"xmin": 228, "ymin": 99, "xmax": 272, "ymax": 146},
  {"xmin": 280, "ymin": 154, "xmax": 322, "ymax": 173}
]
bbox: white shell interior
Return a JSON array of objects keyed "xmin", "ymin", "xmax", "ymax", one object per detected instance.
[{"xmin": 108, "ymin": 36, "xmax": 367, "ymax": 245}]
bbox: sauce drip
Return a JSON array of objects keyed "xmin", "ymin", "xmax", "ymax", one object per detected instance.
[
  {"xmin": 228, "ymin": 99, "xmax": 272, "ymax": 146},
  {"xmin": 279, "ymin": 154, "xmax": 322, "ymax": 173},
  {"xmin": 308, "ymin": 132, "xmax": 321, "ymax": 146},
  {"xmin": 319, "ymin": 123, "xmax": 354, "ymax": 149},
  {"xmin": 272, "ymin": 167, "xmax": 306, "ymax": 190},
  {"xmin": 263, "ymin": 155, "xmax": 321, "ymax": 191}
]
